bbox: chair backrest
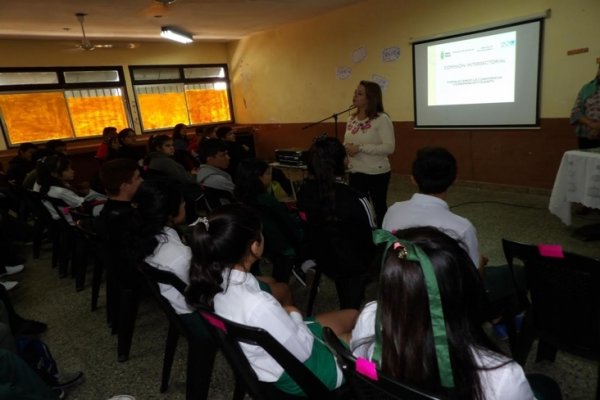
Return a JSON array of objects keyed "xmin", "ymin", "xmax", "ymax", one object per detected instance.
[
  {"xmin": 524, "ymin": 246, "xmax": 600, "ymax": 359},
  {"xmin": 138, "ymin": 264, "xmax": 189, "ymax": 335},
  {"xmin": 20, "ymin": 189, "xmax": 55, "ymax": 225},
  {"xmin": 504, "ymin": 239, "xmax": 600, "ymax": 359},
  {"xmin": 322, "ymin": 327, "xmax": 443, "ymax": 400},
  {"xmin": 198, "ymin": 309, "xmax": 336, "ymax": 399},
  {"xmin": 195, "ymin": 186, "xmax": 232, "ymax": 215},
  {"xmin": 501, "ymin": 239, "xmax": 539, "ymax": 306}
]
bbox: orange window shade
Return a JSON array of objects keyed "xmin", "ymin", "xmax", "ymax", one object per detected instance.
[
  {"xmin": 186, "ymin": 89, "xmax": 231, "ymax": 124},
  {"xmin": 67, "ymin": 95, "xmax": 129, "ymax": 137},
  {"xmin": 137, "ymin": 92, "xmax": 190, "ymax": 130},
  {"xmin": 0, "ymin": 92, "xmax": 74, "ymax": 144}
]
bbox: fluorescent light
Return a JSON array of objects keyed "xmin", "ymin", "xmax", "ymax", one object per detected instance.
[{"xmin": 160, "ymin": 26, "xmax": 193, "ymax": 44}]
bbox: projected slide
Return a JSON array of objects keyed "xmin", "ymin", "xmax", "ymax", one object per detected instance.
[{"xmin": 427, "ymin": 31, "xmax": 517, "ymax": 106}]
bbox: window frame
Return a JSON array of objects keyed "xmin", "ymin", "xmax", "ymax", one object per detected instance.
[
  {"xmin": 128, "ymin": 63, "xmax": 234, "ymax": 132},
  {"xmin": 0, "ymin": 66, "xmax": 131, "ymax": 146}
]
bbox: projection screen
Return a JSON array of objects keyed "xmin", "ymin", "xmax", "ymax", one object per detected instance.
[{"xmin": 412, "ymin": 19, "xmax": 543, "ymax": 128}]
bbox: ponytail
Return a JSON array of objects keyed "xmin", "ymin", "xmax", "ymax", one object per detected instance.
[{"xmin": 184, "ymin": 204, "xmax": 262, "ymax": 310}]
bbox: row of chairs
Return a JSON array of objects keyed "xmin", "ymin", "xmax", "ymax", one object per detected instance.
[
  {"xmin": 13, "ymin": 181, "xmax": 593, "ymax": 399},
  {"xmin": 139, "ymin": 262, "xmax": 441, "ymax": 399}
]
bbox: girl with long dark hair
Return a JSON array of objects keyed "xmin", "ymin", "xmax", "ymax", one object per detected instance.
[
  {"xmin": 297, "ymin": 136, "xmax": 376, "ymax": 309},
  {"xmin": 185, "ymin": 203, "xmax": 357, "ymax": 396},
  {"xmin": 350, "ymin": 226, "xmax": 534, "ymax": 399}
]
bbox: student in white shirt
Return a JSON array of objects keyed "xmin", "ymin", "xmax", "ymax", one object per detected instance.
[
  {"xmin": 350, "ymin": 227, "xmax": 535, "ymax": 400},
  {"xmin": 185, "ymin": 204, "xmax": 358, "ymax": 396}
]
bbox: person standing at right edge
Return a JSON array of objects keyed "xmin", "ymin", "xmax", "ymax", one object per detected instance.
[
  {"xmin": 570, "ymin": 63, "xmax": 600, "ymax": 149},
  {"xmin": 344, "ymin": 80, "xmax": 395, "ymax": 227}
]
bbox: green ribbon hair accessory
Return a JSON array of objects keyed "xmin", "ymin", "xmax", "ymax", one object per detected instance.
[{"xmin": 371, "ymin": 229, "xmax": 455, "ymax": 388}]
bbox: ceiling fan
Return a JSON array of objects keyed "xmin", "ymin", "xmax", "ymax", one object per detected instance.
[
  {"xmin": 75, "ymin": 13, "xmax": 95, "ymax": 50},
  {"xmin": 73, "ymin": 13, "xmax": 138, "ymax": 51}
]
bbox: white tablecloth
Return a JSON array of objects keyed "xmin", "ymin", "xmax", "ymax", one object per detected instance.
[{"xmin": 548, "ymin": 149, "xmax": 600, "ymax": 225}]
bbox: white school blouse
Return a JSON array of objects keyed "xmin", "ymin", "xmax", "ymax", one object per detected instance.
[
  {"xmin": 213, "ymin": 269, "xmax": 315, "ymax": 382},
  {"xmin": 350, "ymin": 302, "xmax": 535, "ymax": 400}
]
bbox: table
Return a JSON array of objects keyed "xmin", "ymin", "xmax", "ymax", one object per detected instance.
[{"xmin": 548, "ymin": 148, "xmax": 600, "ymax": 225}]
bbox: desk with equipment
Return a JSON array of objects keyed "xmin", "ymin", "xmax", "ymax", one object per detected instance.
[
  {"xmin": 549, "ymin": 148, "xmax": 600, "ymax": 240},
  {"xmin": 271, "ymin": 148, "xmax": 309, "ymax": 200}
]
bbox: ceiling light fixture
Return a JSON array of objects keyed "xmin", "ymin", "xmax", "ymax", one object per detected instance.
[{"xmin": 160, "ymin": 26, "xmax": 193, "ymax": 44}]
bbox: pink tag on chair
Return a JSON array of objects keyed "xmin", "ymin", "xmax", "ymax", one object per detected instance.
[
  {"xmin": 200, "ymin": 312, "xmax": 227, "ymax": 332},
  {"xmin": 537, "ymin": 244, "xmax": 564, "ymax": 258},
  {"xmin": 356, "ymin": 358, "xmax": 378, "ymax": 381},
  {"xmin": 298, "ymin": 211, "xmax": 307, "ymax": 222}
]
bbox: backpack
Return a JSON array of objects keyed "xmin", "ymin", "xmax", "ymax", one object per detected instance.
[{"xmin": 15, "ymin": 337, "xmax": 59, "ymax": 386}]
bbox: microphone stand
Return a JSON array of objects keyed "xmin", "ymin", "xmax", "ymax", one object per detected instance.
[{"xmin": 302, "ymin": 106, "xmax": 356, "ymax": 140}]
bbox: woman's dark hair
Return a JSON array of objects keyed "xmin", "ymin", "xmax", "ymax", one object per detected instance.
[
  {"xmin": 148, "ymin": 134, "xmax": 172, "ymax": 153},
  {"xmin": 358, "ymin": 80, "xmax": 384, "ymax": 120},
  {"xmin": 233, "ymin": 158, "xmax": 269, "ymax": 203},
  {"xmin": 172, "ymin": 123, "xmax": 187, "ymax": 140},
  {"xmin": 306, "ymin": 136, "xmax": 347, "ymax": 219},
  {"xmin": 37, "ymin": 153, "xmax": 72, "ymax": 195},
  {"xmin": 215, "ymin": 125, "xmax": 233, "ymax": 140},
  {"xmin": 117, "ymin": 128, "xmax": 135, "ymax": 144},
  {"xmin": 102, "ymin": 126, "xmax": 118, "ymax": 141},
  {"xmin": 132, "ymin": 178, "xmax": 184, "ymax": 261},
  {"xmin": 185, "ymin": 203, "xmax": 262, "ymax": 309},
  {"xmin": 364, "ymin": 226, "xmax": 505, "ymax": 399}
]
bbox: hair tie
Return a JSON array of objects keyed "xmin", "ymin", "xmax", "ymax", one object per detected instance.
[
  {"xmin": 189, "ymin": 217, "xmax": 209, "ymax": 231},
  {"xmin": 372, "ymin": 229, "xmax": 455, "ymax": 388}
]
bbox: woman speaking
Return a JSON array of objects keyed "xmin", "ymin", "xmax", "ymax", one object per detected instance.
[{"xmin": 343, "ymin": 80, "xmax": 395, "ymax": 227}]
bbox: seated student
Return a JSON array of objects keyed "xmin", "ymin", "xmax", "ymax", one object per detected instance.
[
  {"xmin": 350, "ymin": 227, "xmax": 535, "ymax": 399},
  {"xmin": 382, "ymin": 147, "xmax": 486, "ymax": 271},
  {"xmin": 172, "ymin": 123, "xmax": 198, "ymax": 172},
  {"xmin": 196, "ymin": 138, "xmax": 235, "ymax": 195},
  {"xmin": 95, "ymin": 126, "xmax": 118, "ymax": 162},
  {"xmin": 7, "ymin": 142, "xmax": 38, "ymax": 186},
  {"xmin": 297, "ymin": 137, "xmax": 376, "ymax": 309},
  {"xmin": 114, "ymin": 128, "xmax": 141, "ymax": 162},
  {"xmin": 145, "ymin": 135, "xmax": 195, "ymax": 184},
  {"xmin": 215, "ymin": 125, "xmax": 249, "ymax": 179},
  {"xmin": 185, "ymin": 204, "xmax": 358, "ymax": 396},
  {"xmin": 235, "ymin": 158, "xmax": 303, "ymax": 283},
  {"xmin": 23, "ymin": 139, "xmax": 67, "ymax": 190},
  {"xmin": 137, "ymin": 179, "xmax": 291, "ymax": 315},
  {"xmin": 36, "ymin": 154, "xmax": 106, "ymax": 222},
  {"xmin": 98, "ymin": 158, "xmax": 143, "ymax": 275}
]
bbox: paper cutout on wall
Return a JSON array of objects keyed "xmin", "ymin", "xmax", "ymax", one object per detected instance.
[
  {"xmin": 371, "ymin": 74, "xmax": 388, "ymax": 90},
  {"xmin": 336, "ymin": 66, "xmax": 352, "ymax": 80},
  {"xmin": 382, "ymin": 46, "xmax": 401, "ymax": 62},
  {"xmin": 352, "ymin": 47, "xmax": 367, "ymax": 63}
]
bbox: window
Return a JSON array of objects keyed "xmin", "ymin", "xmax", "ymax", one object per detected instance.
[
  {"xmin": 130, "ymin": 64, "xmax": 233, "ymax": 132},
  {"xmin": 0, "ymin": 67, "xmax": 130, "ymax": 145}
]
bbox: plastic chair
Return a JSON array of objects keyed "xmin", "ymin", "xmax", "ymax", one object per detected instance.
[
  {"xmin": 500, "ymin": 239, "xmax": 539, "ymax": 352},
  {"xmin": 40, "ymin": 195, "xmax": 75, "ymax": 278},
  {"xmin": 503, "ymin": 239, "xmax": 600, "ymax": 399},
  {"xmin": 194, "ymin": 186, "xmax": 232, "ymax": 216},
  {"xmin": 138, "ymin": 263, "xmax": 216, "ymax": 400},
  {"xmin": 198, "ymin": 309, "xmax": 349, "ymax": 400},
  {"xmin": 322, "ymin": 327, "xmax": 443, "ymax": 400},
  {"xmin": 19, "ymin": 189, "xmax": 59, "ymax": 262}
]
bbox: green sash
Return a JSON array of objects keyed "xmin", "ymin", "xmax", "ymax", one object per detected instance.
[{"xmin": 372, "ymin": 229, "xmax": 455, "ymax": 388}]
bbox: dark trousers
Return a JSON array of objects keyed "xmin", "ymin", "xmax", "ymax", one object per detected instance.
[{"xmin": 349, "ymin": 171, "xmax": 391, "ymax": 228}]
